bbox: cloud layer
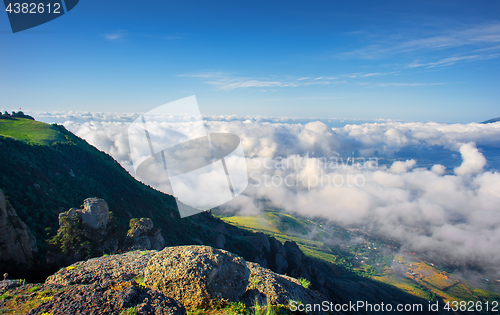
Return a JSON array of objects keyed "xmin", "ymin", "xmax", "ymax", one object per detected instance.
[{"xmin": 35, "ymin": 111, "xmax": 500, "ymax": 280}]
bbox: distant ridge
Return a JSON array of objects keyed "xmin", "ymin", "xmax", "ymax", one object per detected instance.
[{"xmin": 480, "ymin": 117, "xmax": 500, "ymax": 124}]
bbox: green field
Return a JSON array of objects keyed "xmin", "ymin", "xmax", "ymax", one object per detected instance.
[
  {"xmin": 0, "ymin": 118, "xmax": 67, "ymax": 145},
  {"xmin": 219, "ymin": 210, "xmax": 361, "ymax": 268}
]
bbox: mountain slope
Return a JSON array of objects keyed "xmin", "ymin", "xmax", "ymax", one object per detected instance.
[{"xmin": 0, "ymin": 118, "xmax": 182, "ymax": 251}]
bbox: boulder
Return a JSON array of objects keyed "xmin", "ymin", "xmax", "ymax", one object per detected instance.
[
  {"xmin": 127, "ymin": 218, "xmax": 165, "ymax": 251},
  {"xmin": 48, "ymin": 198, "xmax": 118, "ymax": 266},
  {"xmin": 57, "ymin": 198, "xmax": 110, "ymax": 230},
  {"xmin": 58, "ymin": 207, "xmax": 80, "ymax": 225},
  {"xmin": 128, "ymin": 218, "xmax": 154, "ymax": 237},
  {"xmin": 1, "ymin": 281, "xmax": 186, "ymax": 315},
  {"xmin": 81, "ymin": 198, "xmax": 109, "ymax": 229},
  {"xmin": 149, "ymin": 228, "xmax": 165, "ymax": 250},
  {"xmin": 243, "ymin": 262, "xmax": 325, "ymax": 306},
  {"xmin": 144, "ymin": 245, "xmax": 250, "ymax": 310},
  {"xmin": 46, "ymin": 250, "xmax": 158, "ymax": 286},
  {"xmin": 0, "ymin": 190, "xmax": 38, "ymax": 268}
]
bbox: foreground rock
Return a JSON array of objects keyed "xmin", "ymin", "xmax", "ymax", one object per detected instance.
[
  {"xmin": 46, "ymin": 250, "xmax": 158, "ymax": 286},
  {"xmin": 144, "ymin": 245, "xmax": 250, "ymax": 310},
  {"xmin": 0, "ymin": 190, "xmax": 38, "ymax": 271},
  {"xmin": 244, "ymin": 262, "xmax": 325, "ymax": 306},
  {"xmin": 0, "ymin": 281, "xmax": 186, "ymax": 315},
  {"xmin": 4, "ymin": 246, "xmax": 328, "ymax": 313}
]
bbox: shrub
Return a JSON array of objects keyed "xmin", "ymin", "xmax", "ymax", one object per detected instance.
[
  {"xmin": 128, "ymin": 218, "xmax": 139, "ymax": 233},
  {"xmin": 225, "ymin": 301, "xmax": 249, "ymax": 314},
  {"xmin": 119, "ymin": 307, "xmax": 137, "ymax": 315},
  {"xmin": 298, "ymin": 278, "xmax": 310, "ymax": 289},
  {"xmin": 28, "ymin": 285, "xmax": 41, "ymax": 292}
]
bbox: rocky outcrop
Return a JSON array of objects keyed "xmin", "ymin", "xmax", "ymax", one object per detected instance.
[
  {"xmin": 42, "ymin": 250, "xmax": 186, "ymax": 314},
  {"xmin": 0, "ymin": 111, "xmax": 34, "ymax": 120},
  {"xmin": 1, "ymin": 281, "xmax": 186, "ymax": 315},
  {"xmin": 58, "ymin": 197, "xmax": 110, "ymax": 230},
  {"xmin": 0, "ymin": 245, "xmax": 330, "ymax": 314},
  {"xmin": 144, "ymin": 246, "xmax": 250, "ymax": 310},
  {"xmin": 127, "ymin": 218, "xmax": 165, "ymax": 250},
  {"xmin": 46, "ymin": 250, "xmax": 158, "ymax": 286},
  {"xmin": 47, "ymin": 198, "xmax": 121, "ymax": 266},
  {"xmin": 33, "ymin": 281, "xmax": 186, "ymax": 315},
  {"xmin": 213, "ymin": 223, "xmax": 331, "ymax": 293},
  {"xmin": 48, "ymin": 198, "xmax": 166, "ymax": 268},
  {"xmin": 81, "ymin": 198, "xmax": 110, "ymax": 229},
  {"xmin": 0, "ymin": 190, "xmax": 38, "ymax": 269},
  {"xmin": 243, "ymin": 262, "xmax": 325, "ymax": 306}
]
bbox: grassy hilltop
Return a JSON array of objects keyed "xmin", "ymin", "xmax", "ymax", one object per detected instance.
[{"xmin": 0, "ymin": 118, "xmax": 66, "ymax": 145}]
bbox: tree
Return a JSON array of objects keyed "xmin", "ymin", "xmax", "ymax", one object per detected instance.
[{"xmin": 49, "ymin": 215, "xmax": 92, "ymax": 258}]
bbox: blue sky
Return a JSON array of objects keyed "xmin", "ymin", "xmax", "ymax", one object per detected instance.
[{"xmin": 1, "ymin": 0, "xmax": 499, "ymax": 122}]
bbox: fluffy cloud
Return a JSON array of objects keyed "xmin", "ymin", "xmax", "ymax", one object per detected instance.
[
  {"xmin": 454, "ymin": 142, "xmax": 487, "ymax": 175},
  {"xmin": 242, "ymin": 146, "xmax": 500, "ymax": 280},
  {"xmin": 34, "ymin": 111, "xmax": 500, "ymax": 280}
]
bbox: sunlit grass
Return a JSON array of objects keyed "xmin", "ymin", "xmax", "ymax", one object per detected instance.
[{"xmin": 0, "ymin": 118, "xmax": 66, "ymax": 145}]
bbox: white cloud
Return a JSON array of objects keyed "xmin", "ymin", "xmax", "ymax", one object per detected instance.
[
  {"xmin": 179, "ymin": 71, "xmax": 393, "ymax": 91},
  {"xmin": 34, "ymin": 111, "xmax": 500, "ymax": 280},
  {"xmin": 102, "ymin": 30, "xmax": 127, "ymax": 41},
  {"xmin": 180, "ymin": 72, "xmax": 301, "ymax": 90},
  {"xmin": 344, "ymin": 23, "xmax": 500, "ymax": 59},
  {"xmin": 407, "ymin": 53, "xmax": 500, "ymax": 68},
  {"xmin": 389, "ymin": 159, "xmax": 416, "ymax": 174},
  {"xmin": 431, "ymin": 164, "xmax": 446, "ymax": 175},
  {"xmin": 360, "ymin": 82, "xmax": 446, "ymax": 87},
  {"xmin": 454, "ymin": 142, "xmax": 487, "ymax": 176}
]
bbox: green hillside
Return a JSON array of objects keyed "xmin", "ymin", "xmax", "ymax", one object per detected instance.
[
  {"xmin": 219, "ymin": 209, "xmax": 355, "ymax": 267},
  {"xmin": 0, "ymin": 118, "xmax": 66, "ymax": 145}
]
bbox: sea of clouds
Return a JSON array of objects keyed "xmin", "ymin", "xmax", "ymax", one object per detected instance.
[{"xmin": 32, "ymin": 111, "xmax": 500, "ymax": 281}]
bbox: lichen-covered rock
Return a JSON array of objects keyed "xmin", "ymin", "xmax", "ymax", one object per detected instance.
[
  {"xmin": 0, "ymin": 283, "xmax": 64, "ymax": 314},
  {"xmin": 127, "ymin": 218, "xmax": 165, "ymax": 251},
  {"xmin": 144, "ymin": 245, "xmax": 250, "ymax": 310},
  {"xmin": 46, "ymin": 250, "xmax": 157, "ymax": 286},
  {"xmin": 0, "ymin": 190, "xmax": 38, "ymax": 268},
  {"xmin": 1, "ymin": 281, "xmax": 186, "ymax": 315},
  {"xmin": 128, "ymin": 218, "xmax": 154, "ymax": 237},
  {"xmin": 243, "ymin": 262, "xmax": 325, "ymax": 306},
  {"xmin": 0, "ymin": 279, "xmax": 23, "ymax": 295}
]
